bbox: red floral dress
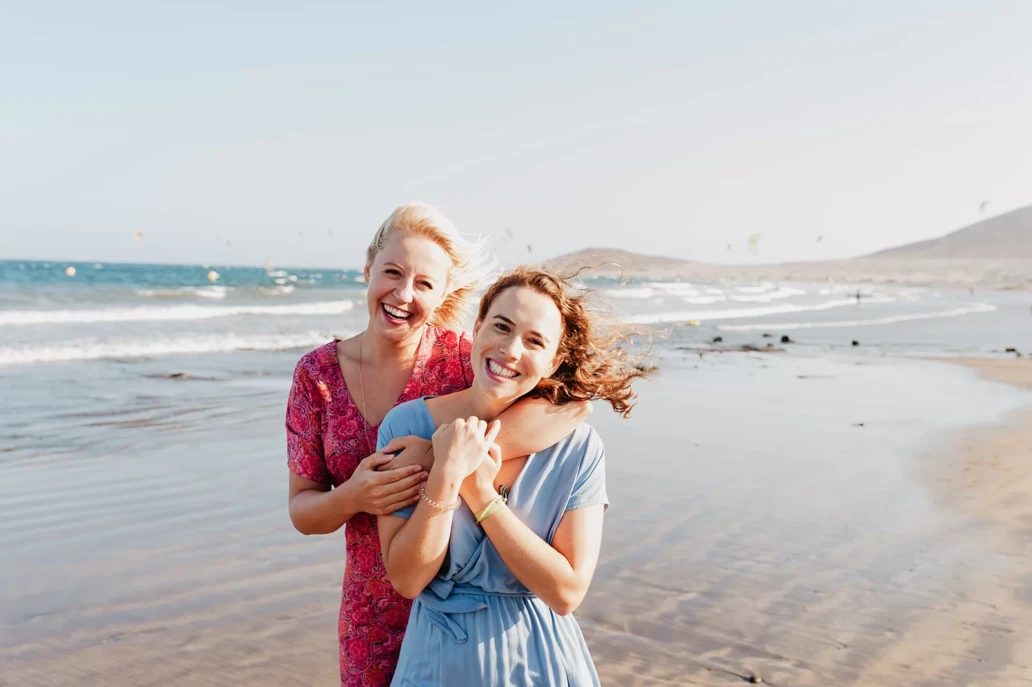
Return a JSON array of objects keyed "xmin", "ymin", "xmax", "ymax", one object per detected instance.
[{"xmin": 286, "ymin": 327, "xmax": 473, "ymax": 687}]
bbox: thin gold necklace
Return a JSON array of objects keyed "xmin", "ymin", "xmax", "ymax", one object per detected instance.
[{"xmin": 357, "ymin": 331, "xmax": 372, "ymax": 455}]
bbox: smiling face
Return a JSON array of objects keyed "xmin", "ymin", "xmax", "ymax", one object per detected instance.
[
  {"xmin": 471, "ymin": 286, "xmax": 564, "ymax": 403},
  {"xmin": 364, "ymin": 233, "xmax": 452, "ymax": 344}
]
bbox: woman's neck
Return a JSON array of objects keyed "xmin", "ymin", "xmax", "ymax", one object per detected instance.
[
  {"xmin": 361, "ymin": 326, "xmax": 423, "ymax": 368},
  {"xmin": 437, "ymin": 388, "xmax": 514, "ymax": 424}
]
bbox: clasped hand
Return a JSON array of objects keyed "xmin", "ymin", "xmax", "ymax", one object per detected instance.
[{"xmin": 432, "ymin": 416, "xmax": 502, "ymax": 491}]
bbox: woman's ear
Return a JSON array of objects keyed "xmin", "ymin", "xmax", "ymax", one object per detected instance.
[
  {"xmin": 363, "ymin": 263, "xmax": 371, "ymax": 284},
  {"xmin": 472, "ymin": 319, "xmax": 483, "ymax": 338}
]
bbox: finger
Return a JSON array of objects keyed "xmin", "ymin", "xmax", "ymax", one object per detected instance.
[
  {"xmin": 380, "ymin": 471, "xmax": 429, "ymax": 494},
  {"xmin": 484, "ymin": 420, "xmax": 501, "ymax": 445},
  {"xmin": 381, "ymin": 435, "xmax": 415, "ymax": 455},
  {"xmin": 487, "ymin": 443, "xmax": 502, "ymax": 463},
  {"xmin": 477, "ymin": 419, "xmax": 488, "ymax": 436},
  {"xmin": 360, "ymin": 452, "xmax": 395, "ymax": 470},
  {"xmin": 380, "ymin": 489, "xmax": 424, "ymax": 514},
  {"xmin": 373, "ymin": 464, "xmax": 425, "ymax": 484}
]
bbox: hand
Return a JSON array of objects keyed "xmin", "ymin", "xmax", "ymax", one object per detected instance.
[
  {"xmin": 460, "ymin": 443, "xmax": 502, "ymax": 509},
  {"xmin": 431, "ymin": 416, "xmax": 501, "ymax": 479},
  {"xmin": 344, "ymin": 451, "xmax": 429, "ymax": 516},
  {"xmin": 378, "ymin": 435, "xmax": 434, "ymax": 472}
]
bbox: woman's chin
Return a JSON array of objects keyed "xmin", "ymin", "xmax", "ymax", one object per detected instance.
[{"xmin": 368, "ymin": 312, "xmax": 424, "ymax": 341}]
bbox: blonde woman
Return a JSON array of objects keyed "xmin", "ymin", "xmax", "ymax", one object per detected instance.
[{"xmin": 286, "ymin": 205, "xmax": 589, "ymax": 687}]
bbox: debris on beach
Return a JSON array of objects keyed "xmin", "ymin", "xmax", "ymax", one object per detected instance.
[
  {"xmin": 680, "ymin": 344, "xmax": 784, "ymax": 355},
  {"xmin": 780, "ymin": 335, "xmax": 794, "ymax": 344},
  {"xmin": 146, "ymin": 372, "xmax": 216, "ymax": 381},
  {"xmin": 711, "ymin": 336, "xmax": 723, "ymax": 343},
  {"xmin": 852, "ymin": 340, "xmax": 860, "ymax": 346},
  {"xmin": 761, "ymin": 333, "xmax": 772, "ymax": 338}
]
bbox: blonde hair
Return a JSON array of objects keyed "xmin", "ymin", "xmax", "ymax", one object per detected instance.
[{"xmin": 366, "ymin": 203, "xmax": 494, "ymax": 330}]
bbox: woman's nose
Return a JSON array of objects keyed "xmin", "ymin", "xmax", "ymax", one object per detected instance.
[
  {"xmin": 394, "ymin": 280, "xmax": 415, "ymax": 302},
  {"xmin": 499, "ymin": 337, "xmax": 522, "ymax": 360}
]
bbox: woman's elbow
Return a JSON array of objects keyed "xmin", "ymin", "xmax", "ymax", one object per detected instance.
[
  {"xmin": 383, "ymin": 563, "xmax": 423, "ymax": 599},
  {"xmin": 550, "ymin": 588, "xmax": 587, "ymax": 616},
  {"xmin": 387, "ymin": 574, "xmax": 423, "ymax": 600}
]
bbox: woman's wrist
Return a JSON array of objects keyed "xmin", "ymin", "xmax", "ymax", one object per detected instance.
[
  {"xmin": 462, "ymin": 481, "xmax": 498, "ymax": 513},
  {"xmin": 424, "ymin": 470, "xmax": 462, "ymax": 504}
]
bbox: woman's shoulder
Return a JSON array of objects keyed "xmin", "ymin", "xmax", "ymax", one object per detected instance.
[
  {"xmin": 294, "ymin": 340, "xmax": 338, "ymax": 376},
  {"xmin": 540, "ymin": 422, "xmax": 603, "ymax": 470},
  {"xmin": 378, "ymin": 398, "xmax": 435, "ymax": 445}
]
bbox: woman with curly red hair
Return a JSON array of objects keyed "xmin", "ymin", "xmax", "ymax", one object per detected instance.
[{"xmin": 378, "ymin": 267, "xmax": 649, "ymax": 686}]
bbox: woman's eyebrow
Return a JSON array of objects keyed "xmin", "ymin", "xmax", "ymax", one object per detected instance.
[{"xmin": 492, "ymin": 314, "xmax": 549, "ymax": 343}]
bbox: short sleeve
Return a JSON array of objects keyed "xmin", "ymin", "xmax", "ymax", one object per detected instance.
[
  {"xmin": 286, "ymin": 360, "xmax": 328, "ymax": 483},
  {"xmin": 566, "ymin": 433, "xmax": 609, "ymax": 512},
  {"xmin": 459, "ymin": 330, "xmax": 474, "ymax": 387},
  {"xmin": 376, "ymin": 402, "xmax": 427, "ymax": 520}
]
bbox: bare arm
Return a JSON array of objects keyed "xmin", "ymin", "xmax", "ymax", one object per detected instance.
[
  {"xmin": 377, "ymin": 469, "xmax": 463, "ymax": 599},
  {"xmin": 288, "ymin": 452, "xmax": 427, "ymax": 535},
  {"xmin": 469, "ymin": 487, "xmax": 605, "ymax": 615},
  {"xmin": 493, "ymin": 398, "xmax": 592, "ymax": 460},
  {"xmin": 379, "ymin": 418, "xmax": 500, "ymax": 598}
]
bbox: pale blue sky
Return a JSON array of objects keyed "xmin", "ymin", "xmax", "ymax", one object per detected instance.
[{"xmin": 2, "ymin": 1, "xmax": 1030, "ymax": 268}]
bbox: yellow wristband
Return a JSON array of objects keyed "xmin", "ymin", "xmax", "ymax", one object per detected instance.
[{"xmin": 474, "ymin": 495, "xmax": 506, "ymax": 524}]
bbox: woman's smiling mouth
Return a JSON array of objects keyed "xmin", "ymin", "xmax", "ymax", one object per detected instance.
[
  {"xmin": 382, "ymin": 303, "xmax": 413, "ymax": 322},
  {"xmin": 486, "ymin": 358, "xmax": 520, "ymax": 380}
]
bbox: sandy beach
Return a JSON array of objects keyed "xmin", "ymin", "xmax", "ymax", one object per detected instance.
[{"xmin": 3, "ymin": 347, "xmax": 1032, "ymax": 686}]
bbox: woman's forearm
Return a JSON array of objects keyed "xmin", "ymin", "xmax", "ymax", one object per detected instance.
[
  {"xmin": 289, "ymin": 480, "xmax": 361, "ymax": 535},
  {"xmin": 378, "ymin": 472, "xmax": 461, "ymax": 599},
  {"xmin": 493, "ymin": 398, "xmax": 591, "ymax": 460},
  {"xmin": 476, "ymin": 504, "xmax": 588, "ymax": 615}
]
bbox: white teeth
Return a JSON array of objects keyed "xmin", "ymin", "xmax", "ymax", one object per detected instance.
[
  {"xmin": 488, "ymin": 359, "xmax": 518, "ymax": 379},
  {"xmin": 383, "ymin": 304, "xmax": 411, "ymax": 319}
]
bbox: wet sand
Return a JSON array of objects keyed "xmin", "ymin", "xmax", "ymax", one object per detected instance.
[{"xmin": 3, "ymin": 351, "xmax": 1032, "ymax": 686}]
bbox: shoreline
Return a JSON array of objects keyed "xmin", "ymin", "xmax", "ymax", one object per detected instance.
[{"xmin": 3, "ymin": 350, "xmax": 1032, "ymax": 685}]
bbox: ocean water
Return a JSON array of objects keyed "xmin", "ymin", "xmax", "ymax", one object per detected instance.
[
  {"xmin": 3, "ymin": 259, "xmax": 1031, "ymax": 685},
  {"xmin": 1, "ymin": 259, "xmax": 1026, "ymax": 367}
]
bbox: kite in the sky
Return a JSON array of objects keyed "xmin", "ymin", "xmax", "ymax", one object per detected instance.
[
  {"xmin": 135, "ymin": 231, "xmax": 144, "ymax": 240},
  {"xmin": 747, "ymin": 234, "xmax": 761, "ymax": 256},
  {"xmin": 979, "ymin": 200, "xmax": 989, "ymax": 214}
]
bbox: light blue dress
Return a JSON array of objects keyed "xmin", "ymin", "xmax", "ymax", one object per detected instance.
[{"xmin": 378, "ymin": 398, "xmax": 608, "ymax": 687}]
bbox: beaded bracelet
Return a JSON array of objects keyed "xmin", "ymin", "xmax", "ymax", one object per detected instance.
[{"xmin": 418, "ymin": 483, "xmax": 462, "ymax": 513}]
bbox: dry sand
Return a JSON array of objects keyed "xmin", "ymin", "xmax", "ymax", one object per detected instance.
[{"xmin": 4, "ymin": 354, "xmax": 1032, "ymax": 686}]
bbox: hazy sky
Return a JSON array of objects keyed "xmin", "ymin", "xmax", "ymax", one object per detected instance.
[{"xmin": 2, "ymin": 1, "xmax": 1030, "ymax": 269}]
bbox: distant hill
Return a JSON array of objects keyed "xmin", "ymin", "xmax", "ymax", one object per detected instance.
[
  {"xmin": 541, "ymin": 247, "xmax": 693, "ymax": 276},
  {"xmin": 868, "ymin": 204, "xmax": 1032, "ymax": 259}
]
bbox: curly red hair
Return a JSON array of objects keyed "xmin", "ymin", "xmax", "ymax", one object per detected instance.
[{"xmin": 475, "ymin": 267, "xmax": 652, "ymax": 417}]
